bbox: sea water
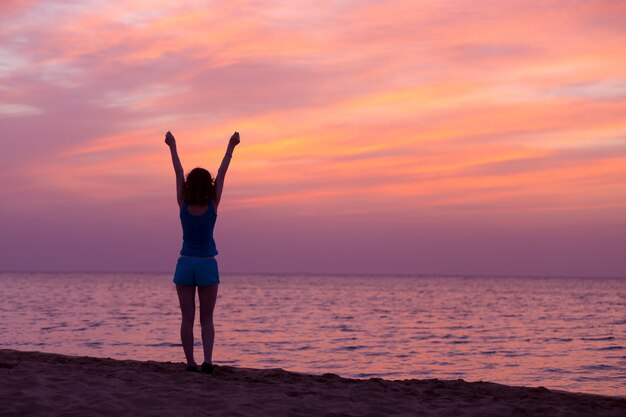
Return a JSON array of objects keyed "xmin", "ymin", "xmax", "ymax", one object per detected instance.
[{"xmin": 0, "ymin": 273, "xmax": 624, "ymax": 396}]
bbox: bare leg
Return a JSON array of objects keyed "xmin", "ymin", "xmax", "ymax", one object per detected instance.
[
  {"xmin": 198, "ymin": 284, "xmax": 219, "ymax": 364},
  {"xmin": 176, "ymin": 284, "xmax": 197, "ymax": 366}
]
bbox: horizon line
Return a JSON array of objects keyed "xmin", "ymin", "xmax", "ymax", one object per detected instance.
[{"xmin": 1, "ymin": 270, "xmax": 624, "ymax": 280}]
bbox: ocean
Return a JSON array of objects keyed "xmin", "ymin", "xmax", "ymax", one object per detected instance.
[{"xmin": 0, "ymin": 273, "xmax": 624, "ymax": 396}]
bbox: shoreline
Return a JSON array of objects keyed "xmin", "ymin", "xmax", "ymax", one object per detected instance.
[{"xmin": 1, "ymin": 349, "xmax": 625, "ymax": 416}]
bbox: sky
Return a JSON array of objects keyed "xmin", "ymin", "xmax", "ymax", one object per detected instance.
[{"xmin": 1, "ymin": 0, "xmax": 625, "ymax": 276}]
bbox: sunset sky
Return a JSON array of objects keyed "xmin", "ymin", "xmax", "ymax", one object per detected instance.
[{"xmin": 1, "ymin": 0, "xmax": 625, "ymax": 276}]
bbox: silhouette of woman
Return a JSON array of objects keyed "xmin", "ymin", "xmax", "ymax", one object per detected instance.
[{"xmin": 165, "ymin": 130, "xmax": 240, "ymax": 373}]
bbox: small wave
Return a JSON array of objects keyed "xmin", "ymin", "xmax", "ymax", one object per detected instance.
[
  {"xmin": 573, "ymin": 376, "xmax": 612, "ymax": 383},
  {"xmin": 40, "ymin": 323, "xmax": 68, "ymax": 331},
  {"xmin": 445, "ymin": 325, "xmax": 474, "ymax": 330},
  {"xmin": 333, "ymin": 315, "xmax": 354, "ymax": 320},
  {"xmin": 234, "ymin": 329, "xmax": 272, "ymax": 333},
  {"xmin": 596, "ymin": 346, "xmax": 624, "ymax": 351},
  {"xmin": 503, "ymin": 351, "xmax": 530, "ymax": 357},
  {"xmin": 410, "ymin": 335, "xmax": 434, "ymax": 340},
  {"xmin": 355, "ymin": 372, "xmax": 385, "ymax": 378},
  {"xmin": 292, "ymin": 346, "xmax": 312, "ymax": 351},
  {"xmin": 318, "ymin": 324, "xmax": 359, "ymax": 332},
  {"xmin": 581, "ymin": 364, "xmax": 613, "ymax": 371},
  {"xmin": 544, "ymin": 368, "xmax": 570, "ymax": 374},
  {"xmin": 339, "ymin": 345, "xmax": 368, "ymax": 351},
  {"xmin": 145, "ymin": 342, "xmax": 179, "ymax": 347},
  {"xmin": 265, "ymin": 341, "xmax": 290, "ymax": 346},
  {"xmin": 331, "ymin": 336, "xmax": 357, "ymax": 342},
  {"xmin": 262, "ymin": 358, "xmax": 285, "ymax": 364},
  {"xmin": 581, "ymin": 336, "xmax": 615, "ymax": 341},
  {"xmin": 2, "ymin": 341, "xmax": 47, "ymax": 347},
  {"xmin": 217, "ymin": 359, "xmax": 239, "ymax": 364},
  {"xmin": 437, "ymin": 334, "xmax": 470, "ymax": 341}
]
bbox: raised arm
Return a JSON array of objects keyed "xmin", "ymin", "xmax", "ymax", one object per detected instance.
[
  {"xmin": 165, "ymin": 131, "xmax": 185, "ymax": 206},
  {"xmin": 214, "ymin": 131, "xmax": 240, "ymax": 208}
]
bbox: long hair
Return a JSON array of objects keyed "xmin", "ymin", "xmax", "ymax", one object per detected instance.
[{"xmin": 183, "ymin": 167, "xmax": 216, "ymax": 205}]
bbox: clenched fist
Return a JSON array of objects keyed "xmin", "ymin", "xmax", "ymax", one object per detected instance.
[
  {"xmin": 165, "ymin": 131, "xmax": 176, "ymax": 147},
  {"xmin": 229, "ymin": 132, "xmax": 241, "ymax": 147}
]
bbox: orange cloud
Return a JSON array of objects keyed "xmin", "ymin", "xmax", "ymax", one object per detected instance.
[{"xmin": 1, "ymin": 0, "xmax": 624, "ymax": 221}]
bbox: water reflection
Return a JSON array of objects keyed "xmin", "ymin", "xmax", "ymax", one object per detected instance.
[{"xmin": 0, "ymin": 273, "xmax": 624, "ymax": 396}]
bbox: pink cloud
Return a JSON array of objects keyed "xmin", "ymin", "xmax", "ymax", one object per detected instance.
[{"xmin": 1, "ymin": 0, "xmax": 625, "ymax": 275}]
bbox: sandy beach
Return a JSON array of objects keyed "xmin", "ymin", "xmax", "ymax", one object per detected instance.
[{"xmin": 1, "ymin": 349, "xmax": 624, "ymax": 417}]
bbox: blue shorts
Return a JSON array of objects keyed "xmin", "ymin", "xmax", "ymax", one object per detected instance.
[{"xmin": 173, "ymin": 257, "xmax": 220, "ymax": 286}]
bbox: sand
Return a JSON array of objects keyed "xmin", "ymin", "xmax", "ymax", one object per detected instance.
[{"xmin": 1, "ymin": 349, "xmax": 624, "ymax": 417}]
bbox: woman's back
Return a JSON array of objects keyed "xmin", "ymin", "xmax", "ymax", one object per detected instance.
[{"xmin": 179, "ymin": 201, "xmax": 218, "ymax": 257}]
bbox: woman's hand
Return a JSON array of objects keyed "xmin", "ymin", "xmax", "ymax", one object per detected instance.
[
  {"xmin": 229, "ymin": 131, "xmax": 240, "ymax": 148},
  {"xmin": 165, "ymin": 131, "xmax": 176, "ymax": 147}
]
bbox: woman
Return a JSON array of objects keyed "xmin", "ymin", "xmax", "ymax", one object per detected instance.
[{"xmin": 165, "ymin": 130, "xmax": 240, "ymax": 373}]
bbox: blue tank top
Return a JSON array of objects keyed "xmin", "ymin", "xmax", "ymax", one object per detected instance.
[{"xmin": 179, "ymin": 201, "xmax": 218, "ymax": 257}]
